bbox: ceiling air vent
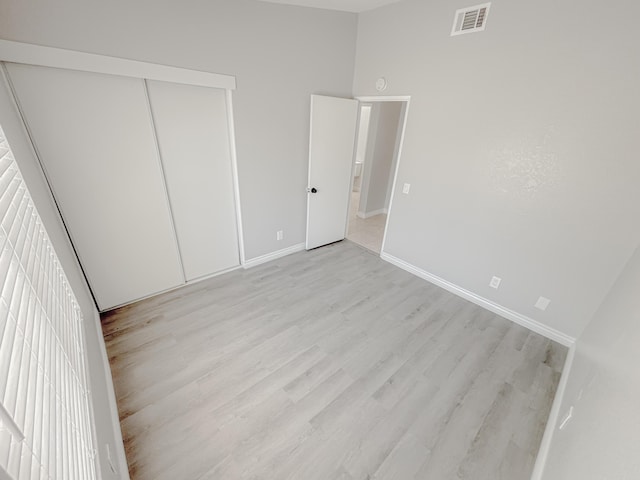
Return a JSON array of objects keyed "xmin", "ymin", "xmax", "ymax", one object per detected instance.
[{"xmin": 451, "ymin": 3, "xmax": 491, "ymax": 36}]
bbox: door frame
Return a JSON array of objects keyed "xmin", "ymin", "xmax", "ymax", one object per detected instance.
[{"xmin": 350, "ymin": 95, "xmax": 411, "ymax": 256}]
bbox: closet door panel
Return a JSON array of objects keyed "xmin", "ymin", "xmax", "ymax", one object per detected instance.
[
  {"xmin": 6, "ymin": 63, "xmax": 184, "ymax": 310},
  {"xmin": 146, "ymin": 80, "xmax": 239, "ymax": 280}
]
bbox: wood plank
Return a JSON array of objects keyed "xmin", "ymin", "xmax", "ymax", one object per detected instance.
[{"xmin": 101, "ymin": 240, "xmax": 567, "ymax": 480}]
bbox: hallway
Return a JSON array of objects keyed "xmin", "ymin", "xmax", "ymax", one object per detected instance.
[{"xmin": 347, "ymin": 191, "xmax": 386, "ymax": 253}]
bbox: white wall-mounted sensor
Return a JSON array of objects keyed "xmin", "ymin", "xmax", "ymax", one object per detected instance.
[{"xmin": 375, "ymin": 77, "xmax": 388, "ymax": 92}]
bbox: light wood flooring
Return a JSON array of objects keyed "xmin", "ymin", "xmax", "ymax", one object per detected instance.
[
  {"xmin": 101, "ymin": 241, "xmax": 567, "ymax": 480},
  {"xmin": 347, "ymin": 191, "xmax": 386, "ymax": 253}
]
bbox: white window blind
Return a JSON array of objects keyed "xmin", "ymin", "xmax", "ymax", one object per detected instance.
[{"xmin": 0, "ymin": 124, "xmax": 96, "ymax": 479}]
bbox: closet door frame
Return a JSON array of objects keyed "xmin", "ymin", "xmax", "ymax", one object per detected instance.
[{"xmin": 0, "ymin": 39, "xmax": 246, "ymax": 308}]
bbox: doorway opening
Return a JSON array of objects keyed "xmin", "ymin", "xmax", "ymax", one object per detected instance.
[{"xmin": 346, "ymin": 98, "xmax": 409, "ymax": 254}]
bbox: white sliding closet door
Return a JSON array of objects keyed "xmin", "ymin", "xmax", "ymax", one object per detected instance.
[
  {"xmin": 5, "ymin": 64, "xmax": 184, "ymax": 310},
  {"xmin": 146, "ymin": 80, "xmax": 239, "ymax": 280}
]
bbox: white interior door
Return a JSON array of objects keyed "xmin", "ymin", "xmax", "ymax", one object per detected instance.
[
  {"xmin": 146, "ymin": 80, "xmax": 240, "ymax": 281},
  {"xmin": 6, "ymin": 63, "xmax": 184, "ymax": 310},
  {"xmin": 306, "ymin": 95, "xmax": 358, "ymax": 250}
]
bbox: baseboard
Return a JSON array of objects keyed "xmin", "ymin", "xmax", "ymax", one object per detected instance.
[
  {"xmin": 357, "ymin": 208, "xmax": 388, "ymax": 219},
  {"xmin": 530, "ymin": 343, "xmax": 576, "ymax": 480},
  {"xmin": 243, "ymin": 242, "xmax": 305, "ymax": 269},
  {"xmin": 101, "ymin": 265, "xmax": 243, "ymax": 312},
  {"xmin": 92, "ymin": 311, "xmax": 130, "ymax": 479},
  {"xmin": 380, "ymin": 252, "xmax": 576, "ymax": 347}
]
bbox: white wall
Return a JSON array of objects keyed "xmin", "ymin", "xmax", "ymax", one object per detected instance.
[
  {"xmin": 0, "ymin": 0, "xmax": 357, "ymax": 260},
  {"xmin": 384, "ymin": 102, "xmax": 406, "ymax": 209},
  {"xmin": 541, "ymin": 243, "xmax": 640, "ymax": 479},
  {"xmin": 0, "ymin": 77, "xmax": 126, "ymax": 478},
  {"xmin": 353, "ymin": 0, "xmax": 640, "ymax": 338},
  {"xmin": 354, "ymin": 105, "xmax": 371, "ymax": 166},
  {"xmin": 359, "ymin": 101, "xmax": 403, "ymax": 215}
]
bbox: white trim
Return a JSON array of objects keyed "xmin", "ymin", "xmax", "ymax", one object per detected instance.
[
  {"xmin": 185, "ymin": 264, "xmax": 242, "ymax": 284},
  {"xmin": 0, "ymin": 39, "xmax": 236, "ymax": 90},
  {"xmin": 380, "ymin": 252, "xmax": 576, "ymax": 347},
  {"xmin": 226, "ymin": 90, "xmax": 246, "ymax": 265},
  {"xmin": 244, "ymin": 243, "xmax": 306, "ymax": 269},
  {"xmin": 305, "ymin": 96, "xmax": 315, "ymax": 250},
  {"xmin": 530, "ymin": 343, "xmax": 576, "ymax": 480},
  {"xmin": 101, "ymin": 264, "xmax": 242, "ymax": 312},
  {"xmin": 92, "ymin": 311, "xmax": 131, "ymax": 479},
  {"xmin": 355, "ymin": 95, "xmax": 411, "ymax": 102},
  {"xmin": 347, "ymin": 96, "xmax": 411, "ymax": 258},
  {"xmin": 356, "ymin": 208, "xmax": 388, "ymax": 219}
]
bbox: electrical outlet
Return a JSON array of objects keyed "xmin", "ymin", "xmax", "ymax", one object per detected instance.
[
  {"xmin": 276, "ymin": 230, "xmax": 284, "ymax": 241},
  {"xmin": 535, "ymin": 296, "xmax": 551, "ymax": 311},
  {"xmin": 402, "ymin": 183, "xmax": 411, "ymax": 194},
  {"xmin": 489, "ymin": 276, "xmax": 501, "ymax": 289}
]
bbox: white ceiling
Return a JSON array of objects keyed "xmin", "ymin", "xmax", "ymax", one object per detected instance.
[{"xmin": 254, "ymin": 0, "xmax": 405, "ymax": 13}]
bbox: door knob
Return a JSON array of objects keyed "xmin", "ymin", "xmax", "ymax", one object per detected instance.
[{"xmin": 311, "ymin": 187, "xmax": 318, "ymax": 193}]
